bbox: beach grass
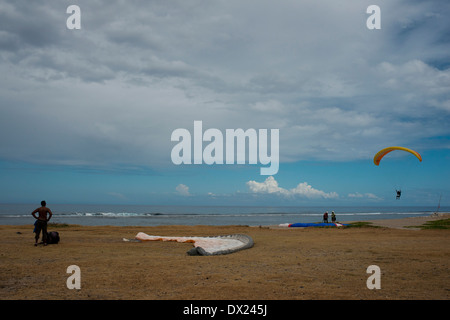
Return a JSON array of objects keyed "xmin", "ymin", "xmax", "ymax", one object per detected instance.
[
  {"xmin": 47, "ymin": 222, "xmax": 76, "ymax": 228},
  {"xmin": 346, "ymin": 221, "xmax": 380, "ymax": 228},
  {"xmin": 416, "ymin": 218, "xmax": 450, "ymax": 230}
]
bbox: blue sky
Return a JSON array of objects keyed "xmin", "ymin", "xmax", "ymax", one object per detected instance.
[{"xmin": 0, "ymin": 0, "xmax": 449, "ymax": 207}]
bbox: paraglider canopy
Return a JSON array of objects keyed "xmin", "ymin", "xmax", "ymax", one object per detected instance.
[{"xmin": 373, "ymin": 146, "xmax": 422, "ymax": 166}]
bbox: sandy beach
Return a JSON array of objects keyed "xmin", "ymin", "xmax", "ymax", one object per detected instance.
[{"xmin": 1, "ymin": 214, "xmax": 449, "ymax": 300}]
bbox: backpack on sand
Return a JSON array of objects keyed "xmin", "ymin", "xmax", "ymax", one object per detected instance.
[{"xmin": 47, "ymin": 231, "xmax": 60, "ymax": 244}]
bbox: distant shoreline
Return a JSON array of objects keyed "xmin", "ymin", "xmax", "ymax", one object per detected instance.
[
  {"xmin": 0, "ymin": 204, "xmax": 446, "ymax": 227},
  {"xmin": 361, "ymin": 212, "xmax": 450, "ymax": 229},
  {"xmin": 2, "ymin": 212, "xmax": 448, "ymax": 230}
]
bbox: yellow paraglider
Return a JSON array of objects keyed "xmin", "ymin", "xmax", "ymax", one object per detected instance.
[{"xmin": 373, "ymin": 146, "xmax": 422, "ymax": 166}]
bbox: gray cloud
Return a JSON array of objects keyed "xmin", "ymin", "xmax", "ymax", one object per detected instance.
[{"xmin": 0, "ymin": 0, "xmax": 449, "ymax": 170}]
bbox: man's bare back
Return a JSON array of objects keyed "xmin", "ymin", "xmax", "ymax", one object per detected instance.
[{"xmin": 32, "ymin": 206, "xmax": 53, "ymax": 221}]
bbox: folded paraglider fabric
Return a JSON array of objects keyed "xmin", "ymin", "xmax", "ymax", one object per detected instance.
[{"xmin": 126, "ymin": 232, "xmax": 254, "ymax": 256}]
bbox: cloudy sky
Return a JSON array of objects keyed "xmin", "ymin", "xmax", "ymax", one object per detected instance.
[{"xmin": 1, "ymin": 0, "xmax": 449, "ymax": 206}]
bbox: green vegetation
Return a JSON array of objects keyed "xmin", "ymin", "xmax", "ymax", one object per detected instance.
[
  {"xmin": 346, "ymin": 221, "xmax": 380, "ymax": 228},
  {"xmin": 417, "ymin": 218, "xmax": 450, "ymax": 230},
  {"xmin": 47, "ymin": 222, "xmax": 72, "ymax": 228}
]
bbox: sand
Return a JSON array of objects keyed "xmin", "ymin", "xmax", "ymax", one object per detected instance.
[{"xmin": 1, "ymin": 214, "xmax": 449, "ymax": 300}]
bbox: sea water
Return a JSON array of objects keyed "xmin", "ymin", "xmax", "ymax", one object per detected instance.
[{"xmin": 0, "ymin": 204, "xmax": 446, "ymax": 227}]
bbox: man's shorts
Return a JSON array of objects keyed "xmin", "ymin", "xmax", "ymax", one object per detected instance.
[{"xmin": 34, "ymin": 219, "xmax": 48, "ymax": 241}]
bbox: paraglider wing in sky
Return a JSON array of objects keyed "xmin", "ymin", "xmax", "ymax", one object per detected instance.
[{"xmin": 373, "ymin": 146, "xmax": 422, "ymax": 166}]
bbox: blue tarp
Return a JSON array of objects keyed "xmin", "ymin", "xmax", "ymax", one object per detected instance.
[{"xmin": 289, "ymin": 222, "xmax": 348, "ymax": 227}]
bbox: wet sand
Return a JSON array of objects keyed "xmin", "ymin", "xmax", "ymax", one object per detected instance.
[{"xmin": 1, "ymin": 214, "xmax": 449, "ymax": 300}]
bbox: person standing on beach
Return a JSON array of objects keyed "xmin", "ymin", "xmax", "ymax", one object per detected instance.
[
  {"xmin": 31, "ymin": 201, "xmax": 53, "ymax": 246},
  {"xmin": 331, "ymin": 211, "xmax": 336, "ymax": 223},
  {"xmin": 323, "ymin": 211, "xmax": 328, "ymax": 223}
]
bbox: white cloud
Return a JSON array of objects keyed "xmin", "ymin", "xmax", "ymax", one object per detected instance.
[
  {"xmin": 246, "ymin": 176, "xmax": 338, "ymax": 199},
  {"xmin": 348, "ymin": 192, "xmax": 382, "ymax": 201},
  {"xmin": 175, "ymin": 184, "xmax": 190, "ymax": 196},
  {"xmin": 107, "ymin": 192, "xmax": 127, "ymax": 200}
]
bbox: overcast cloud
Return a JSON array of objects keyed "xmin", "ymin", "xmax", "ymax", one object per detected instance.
[{"xmin": 1, "ymin": 0, "xmax": 449, "ymax": 172}]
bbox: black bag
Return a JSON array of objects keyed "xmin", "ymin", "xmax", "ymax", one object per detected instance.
[{"xmin": 47, "ymin": 231, "xmax": 60, "ymax": 244}]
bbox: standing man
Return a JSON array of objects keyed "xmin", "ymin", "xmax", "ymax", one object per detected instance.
[
  {"xmin": 31, "ymin": 200, "xmax": 53, "ymax": 246},
  {"xmin": 331, "ymin": 211, "xmax": 336, "ymax": 223},
  {"xmin": 323, "ymin": 211, "xmax": 328, "ymax": 223}
]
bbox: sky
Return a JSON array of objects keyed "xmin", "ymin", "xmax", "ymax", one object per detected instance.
[{"xmin": 0, "ymin": 0, "xmax": 449, "ymax": 207}]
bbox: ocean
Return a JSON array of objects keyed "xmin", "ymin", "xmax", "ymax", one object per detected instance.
[{"xmin": 0, "ymin": 204, "xmax": 446, "ymax": 227}]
